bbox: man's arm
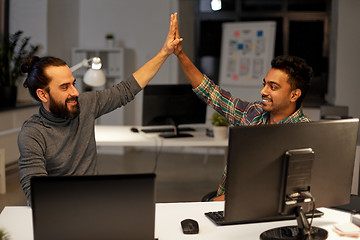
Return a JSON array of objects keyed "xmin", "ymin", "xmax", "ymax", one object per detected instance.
[
  {"xmin": 133, "ymin": 13, "xmax": 182, "ymax": 88},
  {"xmin": 18, "ymin": 128, "xmax": 48, "ymax": 205},
  {"xmin": 173, "ymin": 15, "xmax": 204, "ymax": 88},
  {"xmin": 176, "ymin": 50, "xmax": 204, "ymax": 88}
]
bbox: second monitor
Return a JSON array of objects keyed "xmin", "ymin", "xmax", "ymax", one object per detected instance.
[{"xmin": 142, "ymin": 84, "xmax": 207, "ymax": 138}]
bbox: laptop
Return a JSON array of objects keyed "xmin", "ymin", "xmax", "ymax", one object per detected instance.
[{"xmin": 31, "ymin": 173, "xmax": 156, "ymax": 240}]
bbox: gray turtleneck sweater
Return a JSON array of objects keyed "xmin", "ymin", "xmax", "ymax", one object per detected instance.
[{"xmin": 18, "ymin": 75, "xmax": 142, "ymax": 204}]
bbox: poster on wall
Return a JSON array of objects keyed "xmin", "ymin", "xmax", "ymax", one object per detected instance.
[{"xmin": 219, "ymin": 21, "xmax": 276, "ymax": 87}]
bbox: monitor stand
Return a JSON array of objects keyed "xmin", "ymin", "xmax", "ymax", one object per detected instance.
[
  {"xmin": 259, "ymin": 207, "xmax": 328, "ymax": 240},
  {"xmin": 160, "ymin": 132, "xmax": 193, "ymax": 138},
  {"xmin": 159, "ymin": 124, "xmax": 193, "ymax": 138}
]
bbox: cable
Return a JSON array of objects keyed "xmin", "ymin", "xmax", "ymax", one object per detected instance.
[
  {"xmin": 152, "ymin": 138, "xmax": 163, "ymax": 172},
  {"xmin": 309, "ymin": 199, "xmax": 316, "ymax": 230},
  {"xmin": 138, "ymin": 131, "xmax": 163, "ymax": 173},
  {"xmin": 299, "ymin": 191, "xmax": 316, "ymax": 230}
]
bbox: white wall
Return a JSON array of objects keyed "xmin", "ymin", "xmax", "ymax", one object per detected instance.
[
  {"xmin": 47, "ymin": 0, "xmax": 79, "ymax": 64},
  {"xmin": 77, "ymin": 0, "xmax": 179, "ymax": 125},
  {"xmin": 329, "ymin": 0, "xmax": 360, "ymax": 120},
  {"xmin": 9, "ymin": 0, "xmax": 47, "ymax": 56},
  {"xmin": 77, "ymin": 0, "xmax": 178, "ymax": 84}
]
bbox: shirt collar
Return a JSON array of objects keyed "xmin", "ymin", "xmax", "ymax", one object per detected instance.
[
  {"xmin": 278, "ymin": 107, "xmax": 306, "ymax": 124},
  {"xmin": 261, "ymin": 107, "xmax": 307, "ymax": 124}
]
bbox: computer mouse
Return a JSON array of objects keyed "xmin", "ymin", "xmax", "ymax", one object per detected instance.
[
  {"xmin": 130, "ymin": 127, "xmax": 139, "ymax": 133},
  {"xmin": 181, "ymin": 219, "xmax": 199, "ymax": 234}
]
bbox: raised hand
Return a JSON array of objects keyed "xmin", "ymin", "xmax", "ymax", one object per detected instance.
[
  {"xmin": 132, "ymin": 13, "xmax": 184, "ymax": 88},
  {"xmin": 173, "ymin": 12, "xmax": 183, "ymax": 56},
  {"xmin": 162, "ymin": 13, "xmax": 183, "ymax": 56}
]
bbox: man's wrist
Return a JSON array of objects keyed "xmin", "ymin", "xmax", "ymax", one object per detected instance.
[
  {"xmin": 159, "ymin": 47, "xmax": 171, "ymax": 58},
  {"xmin": 175, "ymin": 49, "xmax": 184, "ymax": 58}
]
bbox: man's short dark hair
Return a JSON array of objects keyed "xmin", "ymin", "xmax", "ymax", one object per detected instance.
[{"xmin": 271, "ymin": 55, "xmax": 313, "ymax": 109}]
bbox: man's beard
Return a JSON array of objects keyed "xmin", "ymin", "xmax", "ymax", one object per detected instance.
[{"xmin": 49, "ymin": 95, "xmax": 80, "ymax": 119}]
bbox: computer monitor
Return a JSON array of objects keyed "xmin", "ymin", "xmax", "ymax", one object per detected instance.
[
  {"xmin": 142, "ymin": 84, "xmax": 207, "ymax": 138},
  {"xmin": 212, "ymin": 119, "xmax": 359, "ymax": 239}
]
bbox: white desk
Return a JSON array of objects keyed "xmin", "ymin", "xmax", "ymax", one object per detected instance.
[
  {"xmin": 0, "ymin": 202, "xmax": 355, "ymax": 240},
  {"xmin": 94, "ymin": 125, "xmax": 228, "ymax": 147},
  {"xmin": 156, "ymin": 202, "xmax": 354, "ymax": 240}
]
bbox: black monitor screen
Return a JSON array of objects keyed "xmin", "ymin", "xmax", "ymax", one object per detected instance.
[
  {"xmin": 142, "ymin": 84, "xmax": 207, "ymax": 136},
  {"xmin": 222, "ymin": 119, "xmax": 359, "ymax": 229}
]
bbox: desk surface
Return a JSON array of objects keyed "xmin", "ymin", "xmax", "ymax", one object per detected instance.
[
  {"xmin": 0, "ymin": 202, "xmax": 355, "ymax": 240},
  {"xmin": 95, "ymin": 125, "xmax": 228, "ymax": 147}
]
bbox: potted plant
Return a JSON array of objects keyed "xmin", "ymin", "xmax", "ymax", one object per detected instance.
[
  {"xmin": 211, "ymin": 112, "xmax": 230, "ymax": 140},
  {"xmin": 0, "ymin": 30, "xmax": 39, "ymax": 108},
  {"xmin": 0, "ymin": 229, "xmax": 8, "ymax": 240}
]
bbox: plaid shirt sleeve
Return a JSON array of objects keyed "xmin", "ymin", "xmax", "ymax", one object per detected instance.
[
  {"xmin": 193, "ymin": 75, "xmax": 264, "ymax": 126},
  {"xmin": 216, "ymin": 165, "xmax": 227, "ymax": 197}
]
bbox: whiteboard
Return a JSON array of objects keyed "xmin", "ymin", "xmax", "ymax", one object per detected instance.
[{"xmin": 219, "ymin": 21, "xmax": 276, "ymax": 87}]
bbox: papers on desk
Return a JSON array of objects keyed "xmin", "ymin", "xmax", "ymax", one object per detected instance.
[{"xmin": 333, "ymin": 222, "xmax": 360, "ymax": 237}]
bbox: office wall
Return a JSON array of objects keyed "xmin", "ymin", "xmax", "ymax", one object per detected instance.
[
  {"xmin": 47, "ymin": 0, "xmax": 79, "ymax": 64},
  {"xmin": 9, "ymin": 0, "xmax": 47, "ymax": 55},
  {"xmin": 77, "ymin": 0, "xmax": 179, "ymax": 125},
  {"xmin": 77, "ymin": 0, "xmax": 178, "ymax": 82},
  {"xmin": 329, "ymin": 0, "xmax": 360, "ymax": 120},
  {"xmin": 177, "ymin": 0, "xmax": 195, "ymax": 84},
  {"xmin": 9, "ymin": 0, "xmax": 48, "ymax": 102}
]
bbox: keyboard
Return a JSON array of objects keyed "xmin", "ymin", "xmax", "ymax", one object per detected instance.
[
  {"xmin": 141, "ymin": 127, "xmax": 195, "ymax": 133},
  {"xmin": 205, "ymin": 209, "xmax": 324, "ymax": 225}
]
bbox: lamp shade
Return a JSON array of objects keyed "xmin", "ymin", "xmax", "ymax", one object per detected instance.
[{"xmin": 83, "ymin": 68, "xmax": 106, "ymax": 87}]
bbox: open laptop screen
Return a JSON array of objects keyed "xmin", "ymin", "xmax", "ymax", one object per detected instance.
[{"xmin": 31, "ymin": 173, "xmax": 156, "ymax": 240}]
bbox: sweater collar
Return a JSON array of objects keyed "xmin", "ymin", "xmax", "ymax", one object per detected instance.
[{"xmin": 39, "ymin": 104, "xmax": 72, "ymax": 124}]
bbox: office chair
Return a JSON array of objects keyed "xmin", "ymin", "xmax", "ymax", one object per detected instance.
[
  {"xmin": 320, "ymin": 105, "xmax": 349, "ymax": 120},
  {"xmin": 201, "ymin": 190, "xmax": 217, "ymax": 202}
]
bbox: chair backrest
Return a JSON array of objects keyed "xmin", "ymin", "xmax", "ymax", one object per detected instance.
[{"xmin": 201, "ymin": 190, "xmax": 217, "ymax": 202}]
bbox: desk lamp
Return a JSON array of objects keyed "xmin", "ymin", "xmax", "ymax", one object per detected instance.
[{"xmin": 70, "ymin": 57, "xmax": 106, "ymax": 87}]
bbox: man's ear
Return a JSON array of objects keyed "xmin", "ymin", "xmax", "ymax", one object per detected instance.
[
  {"xmin": 36, "ymin": 89, "xmax": 49, "ymax": 103},
  {"xmin": 290, "ymin": 89, "xmax": 302, "ymax": 103}
]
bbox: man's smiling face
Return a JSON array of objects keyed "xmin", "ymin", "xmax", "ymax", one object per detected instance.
[
  {"xmin": 45, "ymin": 65, "xmax": 80, "ymax": 119},
  {"xmin": 260, "ymin": 68, "xmax": 299, "ymax": 118}
]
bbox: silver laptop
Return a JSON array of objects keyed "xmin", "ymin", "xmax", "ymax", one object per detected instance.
[{"xmin": 31, "ymin": 173, "xmax": 156, "ymax": 240}]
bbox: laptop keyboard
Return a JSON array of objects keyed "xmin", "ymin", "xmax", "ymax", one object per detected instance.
[
  {"xmin": 206, "ymin": 211, "xmax": 225, "ymax": 222},
  {"xmin": 205, "ymin": 209, "xmax": 324, "ymax": 225}
]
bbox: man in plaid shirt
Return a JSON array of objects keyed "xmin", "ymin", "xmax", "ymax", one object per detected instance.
[{"xmin": 173, "ymin": 23, "xmax": 313, "ymax": 201}]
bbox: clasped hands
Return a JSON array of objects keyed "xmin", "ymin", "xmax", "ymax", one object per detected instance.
[{"xmin": 162, "ymin": 12, "xmax": 184, "ymax": 57}]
